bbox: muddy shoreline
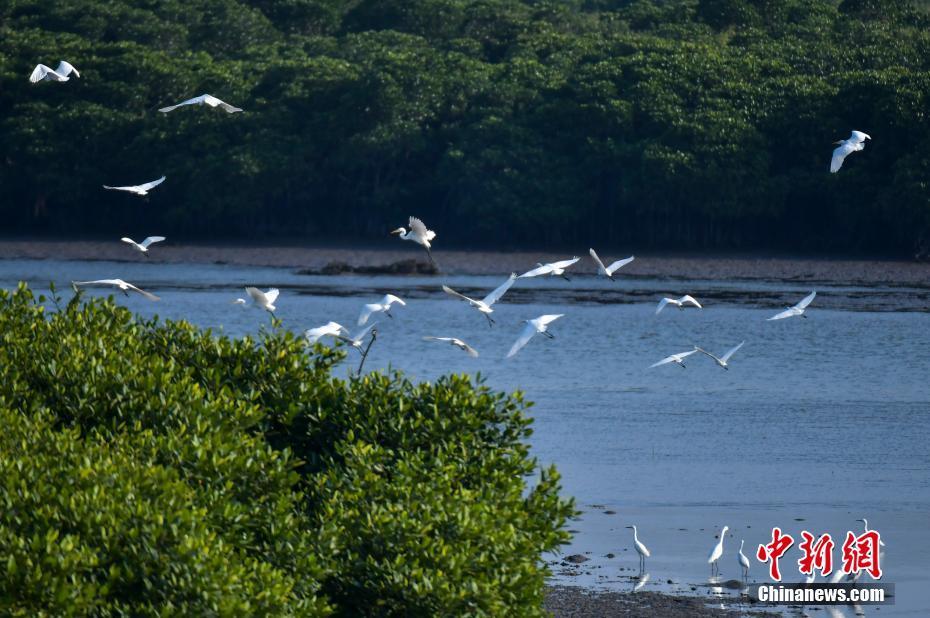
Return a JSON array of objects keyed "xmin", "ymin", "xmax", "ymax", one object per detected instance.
[
  {"xmin": 544, "ymin": 586, "xmax": 777, "ymax": 617},
  {"xmin": 1, "ymin": 240, "xmax": 929, "ymax": 285}
]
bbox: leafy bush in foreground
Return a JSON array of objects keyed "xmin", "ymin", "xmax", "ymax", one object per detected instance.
[{"xmin": 0, "ymin": 284, "xmax": 573, "ymax": 616}]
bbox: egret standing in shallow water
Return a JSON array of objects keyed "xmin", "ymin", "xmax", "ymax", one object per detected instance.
[
  {"xmin": 506, "ymin": 314, "xmax": 563, "ymax": 358},
  {"xmin": 442, "ymin": 273, "xmax": 517, "ymax": 327},
  {"xmin": 738, "ymin": 540, "xmax": 751, "ymax": 581},
  {"xmin": 855, "ymin": 518, "xmax": 885, "ymax": 547},
  {"xmin": 768, "ymin": 291, "xmax": 816, "ymax": 321},
  {"xmin": 625, "ymin": 526, "xmax": 651, "ymax": 572},
  {"xmin": 518, "ymin": 257, "xmax": 580, "ymax": 280},
  {"xmin": 831, "ymin": 130, "xmax": 870, "ymax": 173},
  {"xmin": 694, "ymin": 341, "xmax": 745, "ymax": 370},
  {"xmin": 708, "ymin": 526, "xmax": 729, "ymax": 576},
  {"xmin": 589, "ymin": 248, "xmax": 634, "ymax": 280},
  {"xmin": 391, "ymin": 216, "xmax": 437, "ymax": 267}
]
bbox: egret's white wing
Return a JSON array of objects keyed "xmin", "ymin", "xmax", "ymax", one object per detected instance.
[
  {"xmin": 656, "ymin": 298, "xmax": 672, "ymax": 314},
  {"xmin": 720, "ymin": 341, "xmax": 745, "ymax": 363},
  {"xmin": 347, "ymin": 322, "xmax": 376, "ymax": 344},
  {"xmin": 305, "ymin": 321, "xmax": 345, "ymax": 343},
  {"xmin": 74, "ymin": 278, "xmax": 121, "ymax": 286},
  {"xmin": 606, "ymin": 256, "xmax": 635, "ymax": 275},
  {"xmin": 850, "ymin": 130, "xmax": 870, "ymax": 143},
  {"xmin": 136, "ymin": 176, "xmax": 166, "ymax": 192},
  {"xmin": 458, "ymin": 340, "xmax": 479, "ymax": 358},
  {"xmin": 767, "ymin": 307, "xmax": 797, "ymax": 321},
  {"xmin": 382, "ymin": 294, "xmax": 405, "ymax": 307},
  {"xmin": 55, "ymin": 61, "xmax": 79, "ymax": 78},
  {"xmin": 263, "ymin": 289, "xmax": 280, "ymax": 305},
  {"xmin": 552, "ymin": 257, "xmax": 580, "ymax": 270},
  {"xmin": 519, "ymin": 263, "xmax": 553, "ymax": 278},
  {"xmin": 139, "ymin": 236, "xmax": 165, "ymax": 248},
  {"xmin": 588, "ymin": 248, "xmax": 607, "ymax": 273},
  {"xmin": 481, "ymin": 273, "xmax": 517, "ymax": 307},
  {"xmin": 202, "ymin": 94, "xmax": 242, "ymax": 113},
  {"xmin": 423, "ymin": 336, "xmax": 451, "ymax": 342},
  {"xmin": 120, "ymin": 237, "xmax": 138, "ymax": 246},
  {"xmin": 796, "ymin": 291, "xmax": 816, "ymax": 310},
  {"xmin": 122, "ymin": 281, "xmax": 160, "ymax": 301},
  {"xmin": 442, "ymin": 285, "xmax": 479, "ymax": 306},
  {"xmin": 506, "ymin": 323, "xmax": 537, "ymax": 358},
  {"xmin": 650, "ymin": 354, "xmax": 678, "ymax": 368},
  {"xmin": 830, "ymin": 142, "xmax": 857, "ymax": 173},
  {"xmin": 357, "ymin": 303, "xmax": 379, "ymax": 326},
  {"xmin": 679, "ymin": 294, "xmax": 702, "ymax": 309},
  {"xmin": 408, "ymin": 217, "xmax": 435, "ymax": 241},
  {"xmin": 245, "ymin": 287, "xmax": 268, "ymax": 305},
  {"xmin": 30, "ymin": 64, "xmax": 53, "ymax": 83},
  {"xmin": 159, "ymin": 95, "xmax": 207, "ymax": 113},
  {"xmin": 650, "ymin": 349, "xmax": 695, "ymax": 367},
  {"xmin": 533, "ymin": 314, "xmax": 564, "ymax": 328},
  {"xmin": 103, "ymin": 184, "xmax": 141, "ymax": 193},
  {"xmin": 693, "ymin": 346, "xmax": 721, "ymax": 364}
]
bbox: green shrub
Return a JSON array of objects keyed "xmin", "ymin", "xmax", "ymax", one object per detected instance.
[{"xmin": 0, "ymin": 284, "xmax": 573, "ymax": 616}]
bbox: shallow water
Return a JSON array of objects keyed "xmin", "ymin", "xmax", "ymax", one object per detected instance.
[{"xmin": 3, "ymin": 258, "xmax": 929, "ymax": 615}]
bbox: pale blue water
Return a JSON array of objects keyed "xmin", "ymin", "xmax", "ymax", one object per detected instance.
[{"xmin": 2, "ymin": 258, "xmax": 928, "ymax": 615}]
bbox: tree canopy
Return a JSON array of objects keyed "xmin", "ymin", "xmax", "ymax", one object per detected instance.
[{"xmin": 1, "ymin": 0, "xmax": 929, "ymax": 254}]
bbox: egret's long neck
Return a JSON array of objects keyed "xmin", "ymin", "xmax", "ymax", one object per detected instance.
[{"xmin": 632, "ymin": 527, "xmax": 638, "ymax": 542}]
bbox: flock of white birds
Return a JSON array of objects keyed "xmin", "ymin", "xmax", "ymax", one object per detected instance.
[
  {"xmin": 32, "ymin": 58, "xmax": 880, "ymax": 587},
  {"xmin": 31, "ymin": 58, "xmax": 851, "ymax": 363}
]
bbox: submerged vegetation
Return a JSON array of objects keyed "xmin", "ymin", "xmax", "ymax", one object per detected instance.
[
  {"xmin": 0, "ymin": 0, "xmax": 928, "ymax": 253},
  {"xmin": 0, "ymin": 284, "xmax": 573, "ymax": 615}
]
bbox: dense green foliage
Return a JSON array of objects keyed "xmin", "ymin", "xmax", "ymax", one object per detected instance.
[
  {"xmin": 0, "ymin": 284, "xmax": 572, "ymax": 616},
  {"xmin": 1, "ymin": 0, "xmax": 929, "ymax": 254}
]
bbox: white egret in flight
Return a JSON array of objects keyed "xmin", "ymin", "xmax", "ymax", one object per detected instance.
[
  {"xmin": 738, "ymin": 540, "xmax": 751, "ymax": 581},
  {"xmin": 767, "ymin": 291, "xmax": 816, "ymax": 321},
  {"xmin": 121, "ymin": 236, "xmax": 165, "ymax": 256},
  {"xmin": 708, "ymin": 525, "xmax": 729, "ymax": 576},
  {"xmin": 305, "ymin": 321, "xmax": 347, "ymax": 345},
  {"xmin": 305, "ymin": 322, "xmax": 374, "ymax": 352},
  {"xmin": 855, "ymin": 518, "xmax": 885, "ymax": 547},
  {"xmin": 103, "ymin": 176, "xmax": 165, "ymax": 196},
  {"xmin": 589, "ymin": 248, "xmax": 634, "ymax": 280},
  {"xmin": 159, "ymin": 94, "xmax": 242, "ymax": 113},
  {"xmin": 695, "ymin": 341, "xmax": 745, "ymax": 370},
  {"xmin": 72, "ymin": 278, "xmax": 159, "ymax": 301},
  {"xmin": 245, "ymin": 287, "xmax": 279, "ymax": 313},
  {"xmin": 442, "ymin": 273, "xmax": 517, "ymax": 327},
  {"xmin": 391, "ymin": 217, "xmax": 437, "ymax": 267},
  {"xmin": 518, "ymin": 257, "xmax": 581, "ymax": 280},
  {"xmin": 831, "ymin": 130, "xmax": 870, "ymax": 173},
  {"xmin": 625, "ymin": 526, "xmax": 651, "ymax": 572},
  {"xmin": 357, "ymin": 294, "xmax": 405, "ymax": 325},
  {"xmin": 30, "ymin": 61, "xmax": 80, "ymax": 83},
  {"xmin": 650, "ymin": 349, "xmax": 697, "ymax": 369},
  {"xmin": 656, "ymin": 295, "xmax": 702, "ymax": 314},
  {"xmin": 422, "ymin": 336, "xmax": 479, "ymax": 358},
  {"xmin": 506, "ymin": 314, "xmax": 563, "ymax": 358},
  {"xmin": 232, "ymin": 298, "xmax": 247, "ymax": 306}
]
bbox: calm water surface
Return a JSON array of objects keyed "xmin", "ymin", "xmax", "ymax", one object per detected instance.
[{"xmin": 3, "ymin": 258, "xmax": 929, "ymax": 616}]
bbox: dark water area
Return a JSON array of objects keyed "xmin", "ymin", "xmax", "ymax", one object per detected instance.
[{"xmin": 2, "ymin": 258, "xmax": 928, "ymax": 616}]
